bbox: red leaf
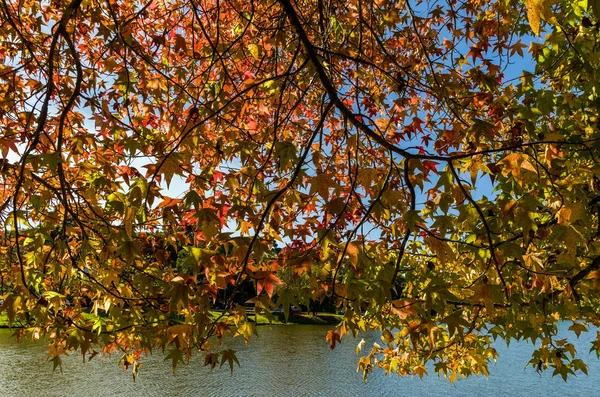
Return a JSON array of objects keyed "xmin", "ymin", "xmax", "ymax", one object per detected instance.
[
  {"xmin": 411, "ymin": 117, "xmax": 424, "ymax": 133},
  {"xmin": 212, "ymin": 170, "xmax": 225, "ymax": 183},
  {"xmin": 467, "ymin": 44, "xmax": 484, "ymax": 61},
  {"xmin": 423, "ymin": 160, "xmax": 438, "ymax": 175}
]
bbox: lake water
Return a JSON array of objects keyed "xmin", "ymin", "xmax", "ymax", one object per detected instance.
[{"xmin": 0, "ymin": 324, "xmax": 598, "ymax": 396}]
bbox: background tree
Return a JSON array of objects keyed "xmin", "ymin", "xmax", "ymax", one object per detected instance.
[{"xmin": 1, "ymin": 0, "xmax": 600, "ymax": 381}]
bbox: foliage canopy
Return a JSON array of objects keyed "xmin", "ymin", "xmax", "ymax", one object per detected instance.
[{"xmin": 1, "ymin": 0, "xmax": 600, "ymax": 382}]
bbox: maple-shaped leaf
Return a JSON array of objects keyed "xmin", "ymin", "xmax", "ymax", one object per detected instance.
[
  {"xmin": 568, "ymin": 322, "xmax": 587, "ymax": 338},
  {"xmin": 167, "ymin": 277, "xmax": 191, "ymax": 311},
  {"xmin": 120, "ymin": 354, "xmax": 134, "ymax": 372},
  {"xmin": 309, "ymin": 173, "xmax": 334, "ymax": 201},
  {"xmin": 509, "ymin": 39, "xmax": 528, "ymax": 57},
  {"xmin": 158, "ymin": 155, "xmax": 182, "ymax": 188},
  {"xmin": 157, "ymin": 197, "xmax": 182, "ymax": 209},
  {"xmin": 164, "ymin": 349, "xmax": 185, "ymax": 372},
  {"xmin": 247, "ymin": 295, "xmax": 276, "ymax": 323},
  {"xmin": 556, "ymin": 206, "xmax": 572, "ymax": 226},
  {"xmin": 204, "ymin": 353, "xmax": 219, "ymax": 370},
  {"xmin": 276, "ymin": 287, "xmax": 301, "ymax": 321},
  {"xmin": 412, "ymin": 365, "xmax": 428, "ymax": 379},
  {"xmin": 49, "ymin": 356, "xmax": 63, "ymax": 373},
  {"xmin": 467, "ymin": 44, "xmax": 484, "ymax": 61},
  {"xmin": 116, "ymin": 165, "xmax": 140, "ymax": 186},
  {"xmin": 443, "ymin": 310, "xmax": 470, "ymax": 338},
  {"xmin": 220, "ymin": 349, "xmax": 240, "ymax": 374},
  {"xmin": 213, "ymin": 323, "xmax": 232, "ymax": 344},
  {"xmin": 254, "ymin": 271, "xmax": 282, "ymax": 297},
  {"xmin": 423, "ymin": 160, "xmax": 438, "ymax": 176},
  {"xmin": 174, "ymin": 34, "xmax": 187, "ymax": 52},
  {"xmin": 470, "ymin": 284, "xmax": 496, "ymax": 314},
  {"xmin": 391, "ymin": 299, "xmax": 420, "ymax": 320},
  {"xmin": 526, "ymin": 0, "xmax": 559, "ymax": 36},
  {"xmin": 234, "ymin": 322, "xmax": 258, "ymax": 344},
  {"xmin": 326, "ymin": 330, "xmax": 341, "ymax": 350}
]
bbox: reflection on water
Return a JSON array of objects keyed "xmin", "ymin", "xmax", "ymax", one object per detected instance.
[{"xmin": 0, "ymin": 324, "xmax": 599, "ymax": 396}]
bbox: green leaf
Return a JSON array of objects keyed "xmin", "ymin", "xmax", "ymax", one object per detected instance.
[
  {"xmin": 164, "ymin": 349, "xmax": 185, "ymax": 372},
  {"xmin": 220, "ymin": 349, "xmax": 240, "ymax": 374},
  {"xmin": 591, "ymin": 0, "xmax": 600, "ymax": 18}
]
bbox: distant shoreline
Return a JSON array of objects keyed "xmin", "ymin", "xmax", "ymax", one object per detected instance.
[{"xmin": 0, "ymin": 311, "xmax": 343, "ymax": 328}]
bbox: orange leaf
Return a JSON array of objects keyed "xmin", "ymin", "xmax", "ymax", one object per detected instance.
[
  {"xmin": 255, "ymin": 271, "xmax": 282, "ymax": 297},
  {"xmin": 326, "ymin": 330, "xmax": 341, "ymax": 350}
]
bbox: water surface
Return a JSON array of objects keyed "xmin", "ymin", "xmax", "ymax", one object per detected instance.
[{"xmin": 0, "ymin": 324, "xmax": 598, "ymax": 396}]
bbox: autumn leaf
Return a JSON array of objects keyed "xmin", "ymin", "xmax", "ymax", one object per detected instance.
[
  {"xmin": 120, "ymin": 354, "xmax": 135, "ymax": 372},
  {"xmin": 204, "ymin": 353, "xmax": 219, "ymax": 370},
  {"xmin": 470, "ymin": 284, "xmax": 496, "ymax": 314},
  {"xmin": 49, "ymin": 356, "xmax": 63, "ymax": 373},
  {"xmin": 556, "ymin": 207, "xmax": 572, "ymax": 226},
  {"xmin": 174, "ymin": 34, "xmax": 187, "ymax": 53},
  {"xmin": 526, "ymin": 0, "xmax": 543, "ymax": 35},
  {"xmin": 254, "ymin": 271, "xmax": 282, "ymax": 297},
  {"xmin": 467, "ymin": 44, "xmax": 484, "ymax": 61},
  {"xmin": 220, "ymin": 349, "xmax": 240, "ymax": 374},
  {"xmin": 326, "ymin": 330, "xmax": 342, "ymax": 350},
  {"xmin": 164, "ymin": 349, "xmax": 185, "ymax": 372},
  {"xmin": 412, "ymin": 365, "xmax": 428, "ymax": 379},
  {"xmin": 234, "ymin": 322, "xmax": 258, "ymax": 345},
  {"xmin": 509, "ymin": 40, "xmax": 528, "ymax": 57},
  {"xmin": 424, "ymin": 236, "xmax": 454, "ymax": 264},
  {"xmin": 345, "ymin": 242, "xmax": 360, "ymax": 267},
  {"xmin": 132, "ymin": 361, "xmax": 142, "ymax": 382},
  {"xmin": 526, "ymin": 0, "xmax": 558, "ymax": 36},
  {"xmin": 0, "ymin": 0, "xmax": 598, "ymax": 383},
  {"xmin": 568, "ymin": 322, "xmax": 587, "ymax": 338},
  {"xmin": 391, "ymin": 299, "xmax": 419, "ymax": 320},
  {"xmin": 443, "ymin": 310, "xmax": 470, "ymax": 338}
]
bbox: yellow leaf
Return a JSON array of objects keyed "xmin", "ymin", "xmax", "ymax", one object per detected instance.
[
  {"xmin": 556, "ymin": 207, "xmax": 572, "ymax": 226},
  {"xmin": 160, "ymin": 155, "xmax": 181, "ymax": 188},
  {"xmin": 520, "ymin": 159, "xmax": 537, "ymax": 174},
  {"xmin": 499, "ymin": 153, "xmax": 522, "ymax": 177},
  {"xmin": 345, "ymin": 242, "xmax": 359, "ymax": 267},
  {"xmin": 545, "ymin": 144, "xmax": 560, "ymax": 165},
  {"xmin": 526, "ymin": 0, "xmax": 542, "ymax": 36},
  {"xmin": 526, "ymin": 0, "xmax": 558, "ymax": 36},
  {"xmin": 413, "ymin": 365, "xmax": 428, "ymax": 379},
  {"xmin": 247, "ymin": 43, "xmax": 260, "ymax": 60},
  {"xmin": 425, "ymin": 236, "xmax": 454, "ymax": 264},
  {"xmin": 234, "ymin": 322, "xmax": 257, "ymax": 344},
  {"xmin": 470, "ymin": 284, "xmax": 495, "ymax": 314}
]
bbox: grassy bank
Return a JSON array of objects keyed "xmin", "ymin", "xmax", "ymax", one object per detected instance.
[
  {"xmin": 244, "ymin": 312, "xmax": 343, "ymax": 325},
  {"xmin": 209, "ymin": 310, "xmax": 343, "ymax": 326},
  {"xmin": 0, "ymin": 311, "xmax": 343, "ymax": 329},
  {"xmin": 0, "ymin": 313, "xmax": 8, "ymax": 328}
]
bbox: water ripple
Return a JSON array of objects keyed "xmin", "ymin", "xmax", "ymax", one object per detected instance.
[{"xmin": 0, "ymin": 324, "xmax": 598, "ymax": 396}]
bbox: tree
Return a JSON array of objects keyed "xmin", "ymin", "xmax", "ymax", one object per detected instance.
[{"xmin": 0, "ymin": 0, "xmax": 599, "ymax": 382}]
